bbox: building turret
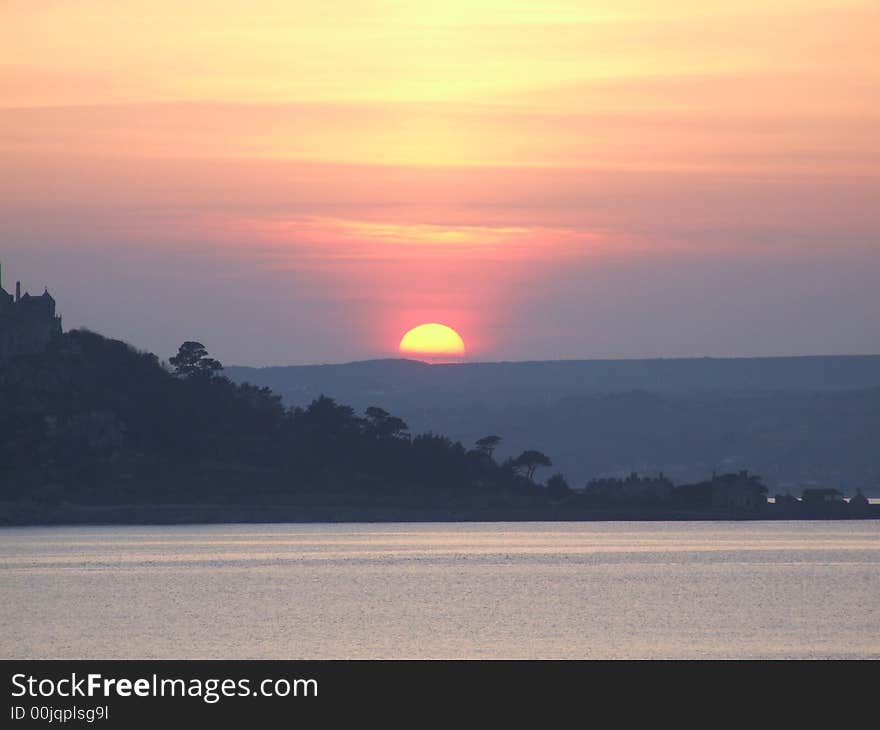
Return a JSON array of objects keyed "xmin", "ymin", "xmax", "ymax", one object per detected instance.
[
  {"xmin": 0, "ymin": 263, "xmax": 11, "ymax": 310},
  {"xmin": 0, "ymin": 267, "xmax": 63, "ymax": 362}
]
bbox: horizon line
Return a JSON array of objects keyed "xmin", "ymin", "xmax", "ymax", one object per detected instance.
[{"xmin": 225, "ymin": 351, "xmax": 880, "ymax": 370}]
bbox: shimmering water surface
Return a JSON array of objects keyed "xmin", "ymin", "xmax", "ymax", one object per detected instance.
[{"xmin": 1, "ymin": 521, "xmax": 878, "ymax": 658}]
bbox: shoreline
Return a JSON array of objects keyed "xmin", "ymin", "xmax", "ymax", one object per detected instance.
[{"xmin": 2, "ymin": 501, "xmax": 877, "ymax": 527}]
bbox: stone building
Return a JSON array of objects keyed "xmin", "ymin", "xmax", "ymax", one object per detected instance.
[
  {"xmin": 0, "ymin": 263, "xmax": 63, "ymax": 362},
  {"xmin": 709, "ymin": 470, "xmax": 768, "ymax": 511}
]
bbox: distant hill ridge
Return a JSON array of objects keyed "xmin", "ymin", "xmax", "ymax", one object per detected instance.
[
  {"xmin": 225, "ymin": 355, "xmax": 880, "ymax": 490},
  {"xmin": 227, "ymin": 354, "xmax": 880, "ymax": 407}
]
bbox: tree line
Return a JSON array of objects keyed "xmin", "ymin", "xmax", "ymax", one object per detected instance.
[{"xmin": 0, "ymin": 331, "xmax": 559, "ymax": 506}]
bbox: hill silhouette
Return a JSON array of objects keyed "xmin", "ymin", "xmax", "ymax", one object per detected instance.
[
  {"xmin": 1, "ymin": 330, "xmax": 876, "ymax": 524},
  {"xmin": 227, "ymin": 354, "xmax": 880, "ymax": 401},
  {"xmin": 226, "ymin": 356, "xmax": 880, "ymax": 491},
  {"xmin": 0, "ymin": 330, "xmax": 552, "ymax": 521}
]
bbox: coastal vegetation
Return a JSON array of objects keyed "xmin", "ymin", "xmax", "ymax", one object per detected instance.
[{"xmin": 0, "ymin": 329, "xmax": 874, "ymax": 525}]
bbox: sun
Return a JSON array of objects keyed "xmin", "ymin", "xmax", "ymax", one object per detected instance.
[{"xmin": 399, "ymin": 323, "xmax": 466, "ymax": 360}]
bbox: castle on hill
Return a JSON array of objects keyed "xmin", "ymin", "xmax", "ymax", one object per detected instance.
[{"xmin": 0, "ymin": 263, "xmax": 63, "ymax": 362}]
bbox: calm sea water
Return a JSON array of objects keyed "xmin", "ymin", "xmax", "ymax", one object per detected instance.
[{"xmin": 1, "ymin": 521, "xmax": 878, "ymax": 659}]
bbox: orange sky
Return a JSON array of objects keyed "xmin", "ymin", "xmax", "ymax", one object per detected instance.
[{"xmin": 2, "ymin": 1, "xmax": 878, "ymax": 363}]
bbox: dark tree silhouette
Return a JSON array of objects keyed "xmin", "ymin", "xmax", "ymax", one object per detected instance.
[
  {"xmin": 512, "ymin": 449, "xmax": 552, "ymax": 481},
  {"xmin": 546, "ymin": 472, "xmax": 572, "ymax": 499},
  {"xmin": 169, "ymin": 341, "xmax": 223, "ymax": 379},
  {"xmin": 0, "ymin": 327, "xmax": 575, "ymax": 516},
  {"xmin": 365, "ymin": 406, "xmax": 409, "ymax": 440},
  {"xmin": 303, "ymin": 395, "xmax": 357, "ymax": 430},
  {"xmin": 475, "ymin": 435, "xmax": 501, "ymax": 458}
]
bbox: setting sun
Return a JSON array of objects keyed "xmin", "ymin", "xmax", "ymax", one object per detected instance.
[{"xmin": 399, "ymin": 323, "xmax": 466, "ymax": 360}]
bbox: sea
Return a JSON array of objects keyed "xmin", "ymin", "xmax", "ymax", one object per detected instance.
[{"xmin": 1, "ymin": 521, "xmax": 878, "ymax": 659}]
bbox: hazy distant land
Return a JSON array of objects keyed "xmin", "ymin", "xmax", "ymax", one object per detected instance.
[{"xmin": 227, "ymin": 355, "xmax": 880, "ymax": 491}]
